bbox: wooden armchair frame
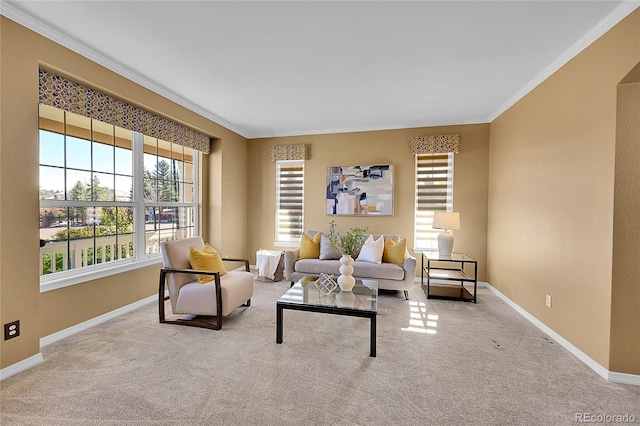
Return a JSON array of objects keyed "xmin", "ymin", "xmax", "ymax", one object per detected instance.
[{"xmin": 158, "ymin": 258, "xmax": 251, "ymax": 330}]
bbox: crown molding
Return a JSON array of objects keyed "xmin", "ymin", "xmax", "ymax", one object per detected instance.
[
  {"xmin": 0, "ymin": 1, "xmax": 247, "ymax": 138},
  {"xmin": 245, "ymin": 117, "xmax": 489, "ymax": 139},
  {"xmin": 487, "ymin": 1, "xmax": 640, "ymax": 123}
]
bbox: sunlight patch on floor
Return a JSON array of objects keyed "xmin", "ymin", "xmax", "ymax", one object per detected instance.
[{"xmin": 401, "ymin": 301, "xmax": 438, "ymax": 334}]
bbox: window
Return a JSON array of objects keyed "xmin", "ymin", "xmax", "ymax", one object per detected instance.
[
  {"xmin": 414, "ymin": 153, "xmax": 454, "ymax": 250},
  {"xmin": 142, "ymin": 135, "xmax": 196, "ymax": 252},
  {"xmin": 39, "ymin": 105, "xmax": 198, "ymax": 281},
  {"xmin": 275, "ymin": 160, "xmax": 304, "ymax": 245}
]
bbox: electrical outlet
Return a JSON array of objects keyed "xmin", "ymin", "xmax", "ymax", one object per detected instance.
[
  {"xmin": 4, "ymin": 320, "xmax": 20, "ymax": 340},
  {"xmin": 545, "ymin": 295, "xmax": 552, "ymax": 308}
]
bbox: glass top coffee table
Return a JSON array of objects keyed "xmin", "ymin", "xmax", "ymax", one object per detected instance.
[{"xmin": 276, "ymin": 276, "xmax": 379, "ymax": 357}]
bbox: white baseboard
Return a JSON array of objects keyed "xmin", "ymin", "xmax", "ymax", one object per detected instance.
[
  {"xmin": 40, "ymin": 293, "xmax": 158, "ymax": 347},
  {"xmin": 0, "ymin": 353, "xmax": 44, "ymax": 381},
  {"xmin": 484, "ymin": 282, "xmax": 640, "ymax": 386},
  {"xmin": 608, "ymin": 371, "xmax": 640, "ymax": 386}
]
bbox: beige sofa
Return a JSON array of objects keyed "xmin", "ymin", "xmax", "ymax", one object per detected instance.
[{"xmin": 283, "ymin": 231, "xmax": 417, "ymax": 300}]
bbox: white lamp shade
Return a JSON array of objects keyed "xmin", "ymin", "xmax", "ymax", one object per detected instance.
[{"xmin": 432, "ymin": 211, "xmax": 460, "ymax": 231}]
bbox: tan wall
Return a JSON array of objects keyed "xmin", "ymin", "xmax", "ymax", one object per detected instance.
[
  {"xmin": 611, "ymin": 73, "xmax": 640, "ymax": 374},
  {"xmin": 203, "ymin": 133, "xmax": 248, "ymax": 259},
  {"xmin": 247, "ymin": 124, "xmax": 490, "ymax": 281},
  {"xmin": 488, "ymin": 10, "xmax": 640, "ymax": 372},
  {"xmin": 0, "ymin": 17, "xmax": 247, "ymax": 369},
  {"xmin": 220, "ymin": 135, "xmax": 249, "ymax": 259},
  {"xmin": 39, "ymin": 265, "xmax": 161, "ymax": 337}
]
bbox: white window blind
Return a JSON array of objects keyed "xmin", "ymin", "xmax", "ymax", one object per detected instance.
[
  {"xmin": 414, "ymin": 153, "xmax": 454, "ymax": 250},
  {"xmin": 275, "ymin": 160, "xmax": 304, "ymax": 244}
]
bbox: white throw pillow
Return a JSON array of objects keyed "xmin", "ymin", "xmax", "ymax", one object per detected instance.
[{"xmin": 356, "ymin": 235, "xmax": 384, "ymax": 264}]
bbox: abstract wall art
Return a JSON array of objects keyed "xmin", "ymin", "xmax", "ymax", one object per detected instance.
[{"xmin": 326, "ymin": 165, "xmax": 394, "ymax": 216}]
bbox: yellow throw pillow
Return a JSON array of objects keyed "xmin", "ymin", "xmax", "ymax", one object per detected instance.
[
  {"xmin": 202, "ymin": 243, "xmax": 218, "ymax": 256},
  {"xmin": 189, "ymin": 245, "xmax": 227, "ymax": 283},
  {"xmin": 299, "ymin": 232, "xmax": 321, "ymax": 259},
  {"xmin": 383, "ymin": 238, "xmax": 407, "ymax": 265}
]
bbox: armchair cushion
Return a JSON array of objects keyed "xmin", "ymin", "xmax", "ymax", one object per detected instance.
[
  {"xmin": 175, "ymin": 271, "xmax": 254, "ymax": 316},
  {"xmin": 189, "ymin": 244, "xmax": 227, "ymax": 283}
]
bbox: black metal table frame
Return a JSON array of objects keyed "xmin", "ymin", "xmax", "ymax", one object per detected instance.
[
  {"xmin": 276, "ymin": 300, "xmax": 377, "ymax": 357},
  {"xmin": 421, "ymin": 253, "xmax": 478, "ymax": 303}
]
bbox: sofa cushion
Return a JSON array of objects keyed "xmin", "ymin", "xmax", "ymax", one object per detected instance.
[
  {"xmin": 296, "ymin": 259, "xmax": 341, "ymax": 275},
  {"xmin": 319, "ymin": 233, "xmax": 342, "ymax": 260},
  {"xmin": 294, "ymin": 259, "xmax": 404, "ymax": 280},
  {"xmin": 356, "ymin": 234, "xmax": 384, "ymax": 264},
  {"xmin": 383, "ymin": 238, "xmax": 407, "ymax": 265},
  {"xmin": 353, "ymin": 261, "xmax": 404, "ymax": 280},
  {"xmin": 299, "ymin": 232, "xmax": 321, "ymax": 259}
]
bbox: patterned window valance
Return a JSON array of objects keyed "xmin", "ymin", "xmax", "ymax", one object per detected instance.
[
  {"xmin": 38, "ymin": 69, "xmax": 211, "ymax": 153},
  {"xmin": 270, "ymin": 144, "xmax": 308, "ymax": 161},
  {"xmin": 411, "ymin": 134, "xmax": 460, "ymax": 154}
]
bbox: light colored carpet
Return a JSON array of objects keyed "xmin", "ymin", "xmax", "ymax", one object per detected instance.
[{"xmin": 1, "ymin": 280, "xmax": 638, "ymax": 425}]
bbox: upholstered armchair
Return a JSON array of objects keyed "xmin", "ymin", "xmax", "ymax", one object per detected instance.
[{"xmin": 159, "ymin": 236, "xmax": 254, "ymax": 330}]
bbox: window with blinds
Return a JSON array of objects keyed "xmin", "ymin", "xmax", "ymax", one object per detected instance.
[
  {"xmin": 275, "ymin": 160, "xmax": 304, "ymax": 244},
  {"xmin": 414, "ymin": 153, "xmax": 454, "ymax": 250}
]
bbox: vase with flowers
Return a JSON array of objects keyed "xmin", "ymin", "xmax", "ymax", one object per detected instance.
[{"xmin": 327, "ymin": 220, "xmax": 368, "ymax": 291}]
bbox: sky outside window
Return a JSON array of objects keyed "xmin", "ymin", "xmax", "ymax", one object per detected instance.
[{"xmin": 39, "ymin": 130, "xmax": 132, "ymax": 198}]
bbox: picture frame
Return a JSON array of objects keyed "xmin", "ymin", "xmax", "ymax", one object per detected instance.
[{"xmin": 326, "ymin": 164, "xmax": 394, "ymax": 216}]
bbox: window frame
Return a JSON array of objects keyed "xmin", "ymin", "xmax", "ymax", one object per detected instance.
[
  {"xmin": 39, "ymin": 108, "xmax": 199, "ymax": 292},
  {"xmin": 414, "ymin": 153, "xmax": 454, "ymax": 251},
  {"xmin": 274, "ymin": 159, "xmax": 304, "ymax": 247}
]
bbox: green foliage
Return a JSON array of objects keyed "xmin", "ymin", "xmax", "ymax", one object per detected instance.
[
  {"xmin": 42, "ymin": 253, "xmax": 63, "ymax": 275},
  {"xmin": 70, "ymin": 180, "xmax": 86, "ymax": 201},
  {"xmin": 100, "ymin": 207, "xmax": 133, "ymax": 234},
  {"xmin": 144, "ymin": 160, "xmax": 178, "ymax": 202},
  {"xmin": 88, "ymin": 176, "xmax": 110, "ymax": 201},
  {"xmin": 327, "ymin": 220, "xmax": 368, "ymax": 257},
  {"xmin": 85, "ymin": 247, "xmax": 105, "ymax": 266},
  {"xmin": 143, "ymin": 170, "xmax": 154, "ymax": 201},
  {"xmin": 51, "ymin": 206, "xmax": 132, "ymax": 241},
  {"xmin": 52, "ymin": 224, "xmax": 131, "ymax": 241}
]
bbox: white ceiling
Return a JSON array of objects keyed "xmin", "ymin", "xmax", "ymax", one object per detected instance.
[{"xmin": 2, "ymin": 1, "xmax": 638, "ymax": 138}]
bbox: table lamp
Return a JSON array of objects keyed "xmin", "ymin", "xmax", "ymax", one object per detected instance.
[{"xmin": 432, "ymin": 211, "xmax": 460, "ymax": 257}]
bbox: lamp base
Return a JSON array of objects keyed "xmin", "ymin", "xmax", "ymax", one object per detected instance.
[{"xmin": 437, "ymin": 231, "xmax": 454, "ymax": 257}]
